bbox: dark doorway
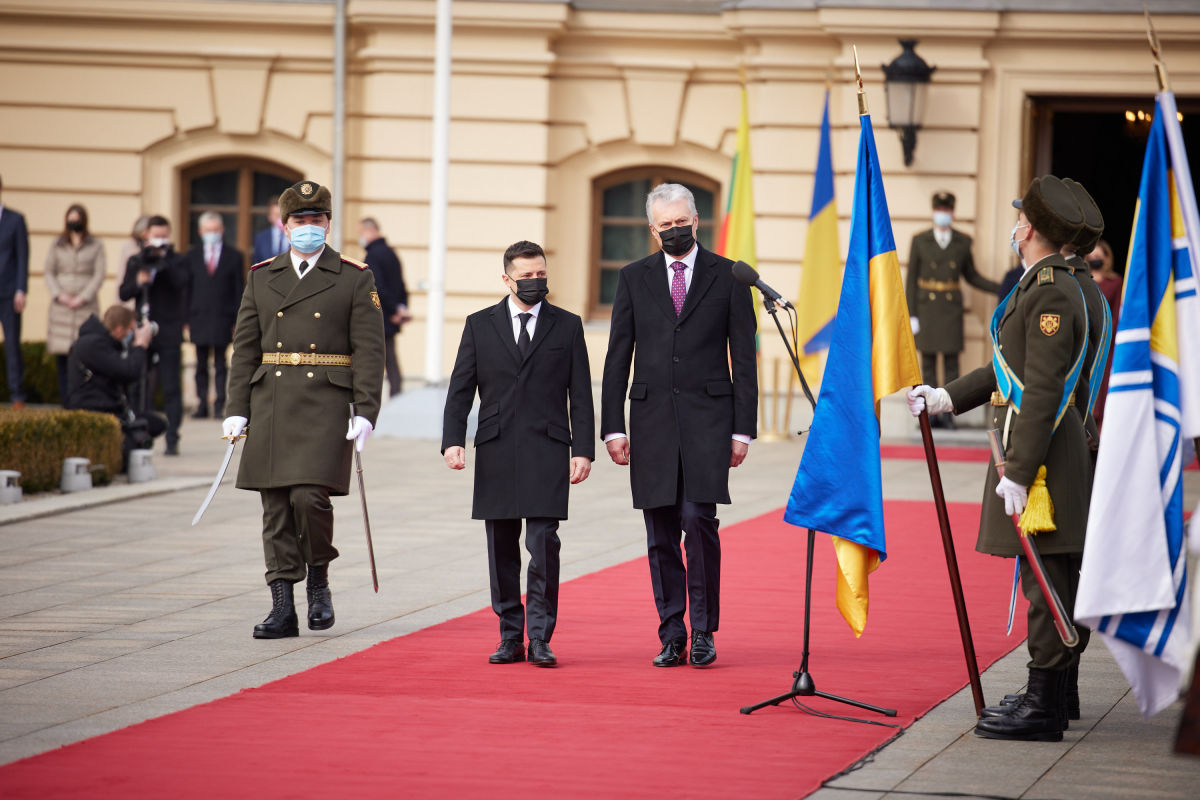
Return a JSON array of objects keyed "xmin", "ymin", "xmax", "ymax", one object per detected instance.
[{"xmin": 1031, "ymin": 95, "xmax": 1200, "ymax": 273}]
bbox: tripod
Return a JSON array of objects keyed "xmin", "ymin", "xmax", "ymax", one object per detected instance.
[{"xmin": 738, "ymin": 296, "xmax": 897, "ymax": 722}]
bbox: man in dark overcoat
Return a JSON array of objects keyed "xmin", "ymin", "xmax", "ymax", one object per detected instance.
[
  {"xmin": 359, "ymin": 217, "xmax": 409, "ymax": 397},
  {"xmin": 186, "ymin": 211, "xmax": 244, "ymax": 419},
  {"xmin": 906, "ymin": 192, "xmax": 999, "ymax": 426},
  {"xmin": 600, "ymin": 183, "xmax": 757, "ymax": 668},
  {"xmin": 909, "ymin": 175, "xmax": 1092, "ymax": 742},
  {"xmin": 224, "ymin": 180, "xmax": 384, "ymax": 639},
  {"xmin": 441, "ymin": 240, "xmax": 594, "ymax": 667}
]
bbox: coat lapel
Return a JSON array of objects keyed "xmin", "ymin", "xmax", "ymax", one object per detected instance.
[
  {"xmin": 266, "ymin": 256, "xmax": 298, "ymax": 299},
  {"xmin": 676, "ymin": 247, "xmax": 717, "ymax": 324},
  {"xmin": 524, "ymin": 303, "xmax": 556, "ymax": 363},
  {"xmin": 279, "ymin": 247, "xmax": 339, "ymax": 309},
  {"xmin": 642, "ymin": 252, "xmax": 678, "ymax": 322},
  {"xmin": 490, "ymin": 297, "xmax": 523, "ymax": 365}
]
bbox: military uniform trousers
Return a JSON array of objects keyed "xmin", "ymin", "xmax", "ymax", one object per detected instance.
[
  {"xmin": 921, "ymin": 352, "xmax": 960, "ymax": 387},
  {"xmin": 1021, "ymin": 552, "xmax": 1090, "ymax": 671},
  {"xmin": 486, "ymin": 517, "xmax": 560, "ymax": 642},
  {"xmin": 260, "ymin": 485, "xmax": 339, "ymax": 584},
  {"xmin": 643, "ymin": 460, "xmax": 721, "ymax": 644}
]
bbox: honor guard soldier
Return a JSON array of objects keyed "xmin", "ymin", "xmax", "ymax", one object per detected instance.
[
  {"xmin": 224, "ymin": 180, "xmax": 384, "ymax": 639},
  {"xmin": 906, "ymin": 191, "xmax": 999, "ymax": 427},
  {"xmin": 909, "ymin": 176, "xmax": 1093, "ymax": 742}
]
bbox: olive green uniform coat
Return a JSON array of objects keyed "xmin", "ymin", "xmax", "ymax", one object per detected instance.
[
  {"xmin": 1065, "ymin": 252, "xmax": 1108, "ymax": 452},
  {"xmin": 906, "ymin": 229, "xmax": 998, "ymax": 354},
  {"xmin": 944, "ymin": 254, "xmax": 1091, "ymax": 557},
  {"xmin": 227, "ymin": 247, "xmax": 385, "ymax": 496}
]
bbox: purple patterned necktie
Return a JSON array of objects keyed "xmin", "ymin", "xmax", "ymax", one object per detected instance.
[{"xmin": 670, "ymin": 261, "xmax": 687, "ymax": 316}]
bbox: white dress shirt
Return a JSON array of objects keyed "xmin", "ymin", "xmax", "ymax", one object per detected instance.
[
  {"xmin": 507, "ymin": 295, "xmax": 542, "ymax": 342},
  {"xmin": 291, "ymin": 246, "xmax": 325, "ymax": 279},
  {"xmin": 934, "ymin": 227, "xmax": 952, "ymax": 249}
]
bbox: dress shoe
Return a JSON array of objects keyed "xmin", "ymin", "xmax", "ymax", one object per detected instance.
[
  {"xmin": 164, "ymin": 443, "xmax": 179, "ymax": 456},
  {"xmin": 213, "ymin": 401, "xmax": 225, "ymax": 417},
  {"xmin": 305, "ymin": 563, "xmax": 335, "ymax": 630},
  {"xmin": 652, "ymin": 638, "xmax": 688, "ymax": 667},
  {"xmin": 940, "ymin": 412, "xmax": 957, "ymax": 430},
  {"xmin": 689, "ymin": 630, "xmax": 716, "ymax": 667},
  {"xmin": 528, "ymin": 638, "xmax": 557, "ymax": 667},
  {"xmin": 253, "ymin": 579, "xmax": 299, "ymax": 639},
  {"xmin": 489, "ymin": 639, "xmax": 525, "ymax": 664},
  {"xmin": 192, "ymin": 406, "xmax": 209, "ymax": 419}
]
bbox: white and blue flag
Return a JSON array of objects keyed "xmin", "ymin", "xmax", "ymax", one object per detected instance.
[{"xmin": 1075, "ymin": 91, "xmax": 1200, "ymax": 718}]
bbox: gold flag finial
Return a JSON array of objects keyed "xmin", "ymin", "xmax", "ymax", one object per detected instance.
[
  {"xmin": 853, "ymin": 44, "xmax": 868, "ymax": 116},
  {"xmin": 1145, "ymin": 5, "xmax": 1169, "ymax": 92}
]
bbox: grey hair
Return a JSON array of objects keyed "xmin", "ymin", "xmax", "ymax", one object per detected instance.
[
  {"xmin": 645, "ymin": 183, "xmax": 697, "ymax": 224},
  {"xmin": 198, "ymin": 210, "xmax": 224, "ymax": 228}
]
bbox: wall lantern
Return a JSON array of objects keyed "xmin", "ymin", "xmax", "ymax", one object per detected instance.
[{"xmin": 882, "ymin": 39, "xmax": 936, "ymax": 167}]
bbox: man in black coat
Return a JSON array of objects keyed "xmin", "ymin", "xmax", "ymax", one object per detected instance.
[
  {"xmin": 186, "ymin": 211, "xmax": 245, "ymax": 418},
  {"xmin": 442, "ymin": 240, "xmax": 595, "ymax": 667},
  {"xmin": 601, "ymin": 183, "xmax": 758, "ymax": 669},
  {"xmin": 119, "ymin": 215, "xmax": 188, "ymax": 455},
  {"xmin": 0, "ymin": 175, "xmax": 29, "ymax": 406},
  {"xmin": 358, "ymin": 217, "xmax": 409, "ymax": 396},
  {"xmin": 66, "ymin": 306, "xmax": 166, "ymax": 460}
]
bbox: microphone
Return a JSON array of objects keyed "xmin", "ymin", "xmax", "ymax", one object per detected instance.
[{"xmin": 731, "ymin": 261, "xmax": 793, "ymax": 309}]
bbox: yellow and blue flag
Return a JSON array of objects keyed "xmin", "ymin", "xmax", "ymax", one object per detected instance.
[
  {"xmin": 796, "ymin": 92, "xmax": 843, "ymax": 379},
  {"xmin": 1075, "ymin": 90, "xmax": 1200, "ymax": 718},
  {"xmin": 783, "ymin": 109, "xmax": 921, "ymax": 637}
]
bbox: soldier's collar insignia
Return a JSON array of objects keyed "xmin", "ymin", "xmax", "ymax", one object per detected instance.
[
  {"xmin": 1040, "ymin": 314, "xmax": 1061, "ymax": 336},
  {"xmin": 1038, "ymin": 266, "xmax": 1055, "ymax": 285},
  {"xmin": 300, "ymin": 182, "xmax": 314, "ymax": 197}
]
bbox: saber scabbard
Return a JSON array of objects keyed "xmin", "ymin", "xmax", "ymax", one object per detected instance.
[{"xmin": 349, "ymin": 402, "xmax": 380, "ymax": 592}]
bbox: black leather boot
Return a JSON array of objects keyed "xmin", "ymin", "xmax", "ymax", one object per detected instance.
[
  {"xmin": 975, "ymin": 668, "xmax": 1064, "ymax": 741},
  {"xmin": 253, "ymin": 579, "xmax": 299, "ymax": 639},
  {"xmin": 980, "ymin": 669, "xmax": 1072, "ymax": 729},
  {"xmin": 1065, "ymin": 664, "xmax": 1080, "ymax": 720},
  {"xmin": 306, "ymin": 564, "xmax": 335, "ymax": 631}
]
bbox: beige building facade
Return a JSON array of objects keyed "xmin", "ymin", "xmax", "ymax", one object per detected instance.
[{"xmin": 2, "ymin": 0, "xmax": 1199, "ymax": 395}]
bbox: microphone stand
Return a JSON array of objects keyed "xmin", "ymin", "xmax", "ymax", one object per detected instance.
[{"xmin": 739, "ymin": 293, "xmax": 897, "ymax": 723}]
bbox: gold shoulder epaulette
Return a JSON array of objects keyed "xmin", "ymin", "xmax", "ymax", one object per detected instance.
[
  {"xmin": 250, "ymin": 258, "xmax": 274, "ymax": 271},
  {"xmin": 342, "ymin": 255, "xmax": 369, "ymax": 270},
  {"xmin": 1038, "ymin": 266, "xmax": 1054, "ymax": 285}
]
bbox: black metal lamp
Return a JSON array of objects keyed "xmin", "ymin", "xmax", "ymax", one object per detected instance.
[{"xmin": 882, "ymin": 40, "xmax": 936, "ymax": 167}]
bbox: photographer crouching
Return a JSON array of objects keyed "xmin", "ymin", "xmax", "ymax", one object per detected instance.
[
  {"xmin": 118, "ymin": 215, "xmax": 187, "ymax": 455},
  {"xmin": 65, "ymin": 305, "xmax": 167, "ymax": 470}
]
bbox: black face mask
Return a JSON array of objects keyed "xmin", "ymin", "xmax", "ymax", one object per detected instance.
[
  {"xmin": 66, "ymin": 220, "xmax": 84, "ymax": 233},
  {"xmin": 512, "ymin": 277, "xmax": 548, "ymax": 306},
  {"xmin": 1087, "ymin": 258, "xmax": 1104, "ymax": 271},
  {"xmin": 658, "ymin": 224, "xmax": 696, "ymax": 258}
]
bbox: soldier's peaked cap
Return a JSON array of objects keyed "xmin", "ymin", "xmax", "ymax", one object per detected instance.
[
  {"xmin": 1011, "ymin": 175, "xmax": 1083, "ymax": 249},
  {"xmin": 931, "ymin": 191, "xmax": 955, "ymax": 210},
  {"xmin": 1062, "ymin": 178, "xmax": 1105, "ymax": 253},
  {"xmin": 279, "ymin": 180, "xmax": 333, "ymax": 220}
]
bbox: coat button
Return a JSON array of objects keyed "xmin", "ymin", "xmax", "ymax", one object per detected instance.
[
  {"xmin": 277, "ymin": 311, "xmax": 284, "ymax": 318},
  {"xmin": 673, "ymin": 388, "xmax": 680, "ymax": 394},
  {"xmin": 310, "ymin": 343, "xmax": 317, "ymax": 351},
  {"xmin": 928, "ymin": 292, "xmax": 935, "ymax": 301},
  {"xmin": 307, "ymin": 371, "xmax": 314, "ymax": 378},
  {"xmin": 675, "ymin": 326, "xmax": 681, "ymax": 332},
  {"xmin": 673, "ymin": 356, "xmax": 679, "ymax": 363},
  {"xmin": 314, "ymin": 312, "xmax": 321, "ymax": 319},
  {"xmin": 276, "ymin": 341, "xmax": 282, "ymax": 349},
  {"xmin": 275, "ymin": 370, "xmax": 282, "ymax": 377}
]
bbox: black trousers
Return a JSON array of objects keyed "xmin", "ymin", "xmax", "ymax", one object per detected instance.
[
  {"xmin": 921, "ymin": 351, "xmax": 960, "ymax": 387},
  {"xmin": 0, "ymin": 302, "xmax": 24, "ymax": 401},
  {"xmin": 643, "ymin": 464, "xmax": 721, "ymax": 643},
  {"xmin": 1021, "ymin": 552, "xmax": 1090, "ymax": 671},
  {"xmin": 146, "ymin": 342, "xmax": 182, "ymax": 447},
  {"xmin": 260, "ymin": 485, "xmax": 339, "ymax": 584},
  {"xmin": 485, "ymin": 517, "xmax": 560, "ymax": 642},
  {"xmin": 193, "ymin": 344, "xmax": 228, "ymax": 410},
  {"xmin": 384, "ymin": 334, "xmax": 402, "ymax": 396},
  {"xmin": 55, "ymin": 354, "xmax": 70, "ymax": 404}
]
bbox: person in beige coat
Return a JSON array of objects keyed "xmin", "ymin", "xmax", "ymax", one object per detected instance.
[{"xmin": 45, "ymin": 204, "xmax": 106, "ymax": 401}]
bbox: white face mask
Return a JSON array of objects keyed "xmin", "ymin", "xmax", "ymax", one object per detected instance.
[
  {"xmin": 148, "ymin": 237, "xmax": 170, "ymax": 248},
  {"xmin": 1010, "ymin": 223, "xmax": 1028, "ymax": 262},
  {"xmin": 358, "ymin": 237, "xmax": 369, "ymax": 249},
  {"xmin": 933, "ymin": 211, "xmax": 953, "ymax": 228}
]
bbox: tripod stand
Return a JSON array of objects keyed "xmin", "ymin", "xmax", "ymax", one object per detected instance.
[{"xmin": 738, "ymin": 295, "xmax": 897, "ymax": 722}]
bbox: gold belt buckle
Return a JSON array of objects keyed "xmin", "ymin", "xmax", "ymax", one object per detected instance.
[{"xmin": 289, "ymin": 353, "xmax": 301, "ymax": 366}]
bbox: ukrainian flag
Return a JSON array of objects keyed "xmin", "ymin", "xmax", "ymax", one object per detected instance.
[
  {"xmin": 1075, "ymin": 91, "xmax": 1200, "ymax": 718},
  {"xmin": 783, "ymin": 108, "xmax": 921, "ymax": 636},
  {"xmin": 796, "ymin": 92, "xmax": 842, "ymax": 380}
]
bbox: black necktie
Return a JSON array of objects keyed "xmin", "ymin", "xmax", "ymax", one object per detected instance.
[
  {"xmin": 517, "ymin": 312, "xmax": 532, "ymax": 357},
  {"xmin": 299, "ymin": 260, "xmax": 310, "ymax": 276}
]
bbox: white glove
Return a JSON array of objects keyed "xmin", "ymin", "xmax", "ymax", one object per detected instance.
[
  {"xmin": 222, "ymin": 415, "xmax": 247, "ymax": 438},
  {"xmin": 346, "ymin": 415, "xmax": 373, "ymax": 453},
  {"xmin": 906, "ymin": 385, "xmax": 953, "ymax": 417},
  {"xmin": 996, "ymin": 476, "xmax": 1028, "ymax": 517},
  {"xmin": 910, "ymin": 316, "xmax": 920, "ymax": 336}
]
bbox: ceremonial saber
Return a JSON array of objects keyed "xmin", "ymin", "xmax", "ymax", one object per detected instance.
[
  {"xmin": 917, "ymin": 407, "xmax": 985, "ymax": 717},
  {"xmin": 986, "ymin": 429, "xmax": 1079, "ymax": 648},
  {"xmin": 192, "ymin": 431, "xmax": 245, "ymax": 526},
  {"xmin": 350, "ymin": 402, "xmax": 379, "ymax": 592}
]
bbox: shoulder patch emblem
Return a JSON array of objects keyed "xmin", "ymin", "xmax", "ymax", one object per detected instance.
[
  {"xmin": 1038, "ymin": 266, "xmax": 1054, "ymax": 285},
  {"xmin": 370, "ymin": 291, "xmax": 381, "ymax": 309},
  {"xmin": 1040, "ymin": 314, "xmax": 1061, "ymax": 336},
  {"xmin": 250, "ymin": 258, "xmax": 273, "ymax": 271},
  {"xmin": 341, "ymin": 255, "xmax": 369, "ymax": 270}
]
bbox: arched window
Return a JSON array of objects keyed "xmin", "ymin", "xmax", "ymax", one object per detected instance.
[
  {"xmin": 591, "ymin": 167, "xmax": 718, "ymax": 315},
  {"xmin": 179, "ymin": 158, "xmax": 302, "ymax": 266}
]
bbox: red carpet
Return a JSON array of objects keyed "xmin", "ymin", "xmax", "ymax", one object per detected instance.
[
  {"xmin": 881, "ymin": 443, "xmax": 990, "ymax": 462},
  {"xmin": 1, "ymin": 501, "xmax": 1024, "ymax": 799}
]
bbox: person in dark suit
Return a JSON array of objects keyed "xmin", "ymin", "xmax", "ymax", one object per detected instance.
[
  {"xmin": 252, "ymin": 196, "xmax": 289, "ymax": 264},
  {"xmin": 358, "ymin": 217, "xmax": 409, "ymax": 396},
  {"xmin": 442, "ymin": 240, "xmax": 595, "ymax": 667},
  {"xmin": 119, "ymin": 215, "xmax": 188, "ymax": 455},
  {"xmin": 601, "ymin": 183, "xmax": 758, "ymax": 668},
  {"xmin": 186, "ymin": 211, "xmax": 245, "ymax": 419},
  {"xmin": 0, "ymin": 175, "xmax": 30, "ymax": 406}
]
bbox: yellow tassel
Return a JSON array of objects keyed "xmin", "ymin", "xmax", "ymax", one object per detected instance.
[{"xmin": 1018, "ymin": 465, "xmax": 1056, "ymax": 534}]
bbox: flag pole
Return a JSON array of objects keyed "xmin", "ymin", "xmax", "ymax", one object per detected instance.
[{"xmin": 1145, "ymin": 7, "xmax": 1169, "ymax": 92}]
